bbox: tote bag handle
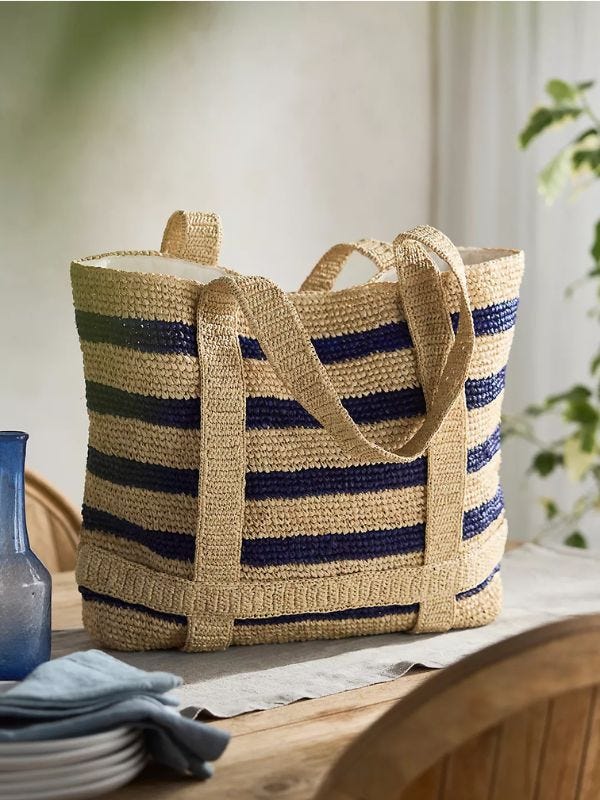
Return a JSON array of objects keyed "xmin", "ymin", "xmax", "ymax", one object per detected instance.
[
  {"xmin": 300, "ymin": 239, "xmax": 395, "ymax": 292},
  {"xmin": 199, "ymin": 224, "xmax": 474, "ymax": 465}
]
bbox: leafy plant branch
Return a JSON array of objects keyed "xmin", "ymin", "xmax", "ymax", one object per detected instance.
[{"xmin": 508, "ymin": 78, "xmax": 600, "ymax": 547}]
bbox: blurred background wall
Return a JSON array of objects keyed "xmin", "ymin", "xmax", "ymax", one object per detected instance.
[
  {"xmin": 0, "ymin": 1, "xmax": 433, "ymax": 503},
  {"xmin": 0, "ymin": 1, "xmax": 599, "ymax": 542}
]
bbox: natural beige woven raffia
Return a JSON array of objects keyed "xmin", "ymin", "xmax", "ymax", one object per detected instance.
[{"xmin": 71, "ymin": 211, "xmax": 524, "ymax": 652}]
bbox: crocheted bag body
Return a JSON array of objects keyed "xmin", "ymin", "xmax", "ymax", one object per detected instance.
[{"xmin": 71, "ymin": 212, "xmax": 524, "ymax": 652}]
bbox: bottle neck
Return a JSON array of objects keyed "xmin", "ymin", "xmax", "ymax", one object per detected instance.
[{"xmin": 0, "ymin": 435, "xmax": 29, "ymax": 554}]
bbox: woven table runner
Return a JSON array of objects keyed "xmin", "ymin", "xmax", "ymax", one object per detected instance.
[{"xmin": 52, "ymin": 542, "xmax": 600, "ymax": 717}]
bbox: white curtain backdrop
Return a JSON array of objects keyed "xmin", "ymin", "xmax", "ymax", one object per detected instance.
[{"xmin": 433, "ymin": 1, "xmax": 600, "ymax": 540}]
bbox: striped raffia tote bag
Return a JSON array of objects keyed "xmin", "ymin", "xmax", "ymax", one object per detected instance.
[{"xmin": 71, "ymin": 211, "xmax": 524, "ymax": 652}]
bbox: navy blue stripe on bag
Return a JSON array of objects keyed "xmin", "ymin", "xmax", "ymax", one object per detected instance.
[
  {"xmin": 240, "ymin": 488, "xmax": 503, "ymax": 567},
  {"xmin": 86, "ymin": 448, "xmax": 198, "ymax": 495},
  {"xmin": 81, "ymin": 485, "xmax": 503, "ymax": 567},
  {"xmin": 240, "ymin": 524, "xmax": 426, "ymax": 567},
  {"xmin": 456, "ymin": 564, "xmax": 501, "ymax": 599},
  {"xmin": 84, "ymin": 367, "xmax": 506, "ymax": 431},
  {"xmin": 86, "ymin": 382, "xmax": 200, "ymax": 429},
  {"xmin": 462, "ymin": 487, "xmax": 504, "ymax": 540},
  {"xmin": 85, "ymin": 445, "xmax": 425, "ymax": 497},
  {"xmin": 451, "ymin": 300, "xmax": 518, "ymax": 337},
  {"xmin": 467, "ymin": 426, "xmax": 500, "ymax": 472},
  {"xmin": 78, "ymin": 586, "xmax": 187, "ymax": 625},
  {"xmin": 82, "ymin": 505, "xmax": 195, "ymax": 562},
  {"xmin": 245, "ymin": 460, "xmax": 427, "ymax": 500},
  {"xmin": 239, "ymin": 321, "xmax": 413, "ymax": 363},
  {"xmin": 246, "ymin": 389, "xmax": 425, "ymax": 428},
  {"xmin": 85, "ymin": 425, "xmax": 501, "ymax": 500},
  {"xmin": 76, "ymin": 312, "xmax": 198, "ymax": 356},
  {"xmin": 86, "ymin": 448, "xmax": 197, "ymax": 495},
  {"xmin": 238, "ymin": 601, "xmax": 421, "ymax": 626},
  {"xmin": 75, "ymin": 298, "xmax": 518, "ymax": 362}
]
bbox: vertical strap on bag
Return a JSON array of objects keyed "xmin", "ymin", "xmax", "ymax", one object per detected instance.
[
  {"xmin": 184, "ymin": 286, "xmax": 246, "ymax": 652},
  {"xmin": 161, "ymin": 210, "xmax": 222, "ymax": 265},
  {"xmin": 395, "ymin": 227, "xmax": 470, "ymax": 633}
]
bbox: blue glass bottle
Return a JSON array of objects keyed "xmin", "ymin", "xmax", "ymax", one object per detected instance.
[{"xmin": 0, "ymin": 432, "xmax": 51, "ymax": 679}]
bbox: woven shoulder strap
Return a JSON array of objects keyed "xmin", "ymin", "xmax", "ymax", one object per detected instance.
[
  {"xmin": 394, "ymin": 226, "xmax": 472, "ymax": 633},
  {"xmin": 210, "ymin": 226, "xmax": 474, "ymax": 463},
  {"xmin": 159, "ymin": 213, "xmax": 473, "ymax": 463},
  {"xmin": 300, "ymin": 239, "xmax": 395, "ymax": 292}
]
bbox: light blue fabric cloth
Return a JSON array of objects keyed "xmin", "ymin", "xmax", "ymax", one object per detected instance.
[{"xmin": 0, "ymin": 650, "xmax": 229, "ymax": 778}]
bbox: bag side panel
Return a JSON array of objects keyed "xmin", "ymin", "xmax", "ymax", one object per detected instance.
[{"xmin": 72, "ymin": 264, "xmax": 201, "ymax": 650}]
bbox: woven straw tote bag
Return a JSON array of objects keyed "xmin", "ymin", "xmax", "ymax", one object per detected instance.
[{"xmin": 71, "ymin": 211, "xmax": 524, "ymax": 652}]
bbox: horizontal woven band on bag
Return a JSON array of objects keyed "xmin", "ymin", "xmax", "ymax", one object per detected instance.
[
  {"xmin": 76, "ymin": 518, "xmax": 506, "ymax": 620},
  {"xmin": 79, "ymin": 566, "xmax": 502, "ymax": 649}
]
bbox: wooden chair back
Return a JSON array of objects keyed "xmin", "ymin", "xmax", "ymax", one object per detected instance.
[
  {"xmin": 315, "ymin": 615, "xmax": 600, "ymax": 800},
  {"xmin": 25, "ymin": 469, "xmax": 81, "ymax": 573}
]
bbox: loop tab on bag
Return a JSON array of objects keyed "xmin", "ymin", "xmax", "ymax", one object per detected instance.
[
  {"xmin": 301, "ymin": 239, "xmax": 395, "ymax": 292},
  {"xmin": 161, "ymin": 210, "xmax": 222, "ymax": 266}
]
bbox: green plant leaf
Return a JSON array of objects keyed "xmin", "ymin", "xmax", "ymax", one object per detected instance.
[
  {"xmin": 539, "ymin": 497, "xmax": 559, "ymax": 519},
  {"xmin": 547, "ymin": 385, "xmax": 592, "ymax": 407},
  {"xmin": 575, "ymin": 127, "xmax": 599, "ymax": 144},
  {"xmin": 532, "ymin": 450, "xmax": 560, "ymax": 477},
  {"xmin": 519, "ymin": 107, "xmax": 582, "ymax": 149},
  {"xmin": 563, "ymin": 397, "xmax": 599, "ymax": 426},
  {"xmin": 544, "ymin": 79, "xmax": 595, "ymax": 105},
  {"xmin": 572, "ymin": 147, "xmax": 600, "ymax": 174},
  {"xmin": 525, "ymin": 403, "xmax": 548, "ymax": 417},
  {"xmin": 591, "ymin": 351, "xmax": 600, "ymax": 375},
  {"xmin": 592, "ymin": 220, "xmax": 600, "ymax": 266},
  {"xmin": 564, "ymin": 436, "xmax": 595, "ymax": 481},
  {"xmin": 538, "ymin": 146, "xmax": 575, "ymax": 203},
  {"xmin": 546, "ymin": 79, "xmax": 580, "ymax": 104},
  {"xmin": 580, "ymin": 424, "xmax": 598, "ymax": 453},
  {"xmin": 565, "ymin": 531, "xmax": 587, "ymax": 548}
]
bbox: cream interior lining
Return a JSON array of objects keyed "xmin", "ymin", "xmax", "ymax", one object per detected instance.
[
  {"xmin": 84, "ymin": 255, "xmax": 226, "ymax": 284},
  {"xmin": 82, "ymin": 247, "xmax": 514, "ymax": 285}
]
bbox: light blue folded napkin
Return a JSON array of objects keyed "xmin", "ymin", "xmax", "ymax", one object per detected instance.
[
  {"xmin": 0, "ymin": 650, "xmax": 229, "ymax": 778},
  {"xmin": 0, "ymin": 651, "xmax": 180, "ymax": 716}
]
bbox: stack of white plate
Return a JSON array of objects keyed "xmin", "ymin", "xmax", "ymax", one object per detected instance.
[{"xmin": 0, "ymin": 727, "xmax": 147, "ymax": 800}]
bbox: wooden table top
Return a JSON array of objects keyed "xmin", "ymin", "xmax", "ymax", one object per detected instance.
[{"xmin": 51, "ymin": 571, "xmax": 434, "ymax": 799}]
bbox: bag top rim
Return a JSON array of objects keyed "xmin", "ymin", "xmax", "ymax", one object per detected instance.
[{"xmin": 71, "ymin": 246, "xmax": 524, "ymax": 299}]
